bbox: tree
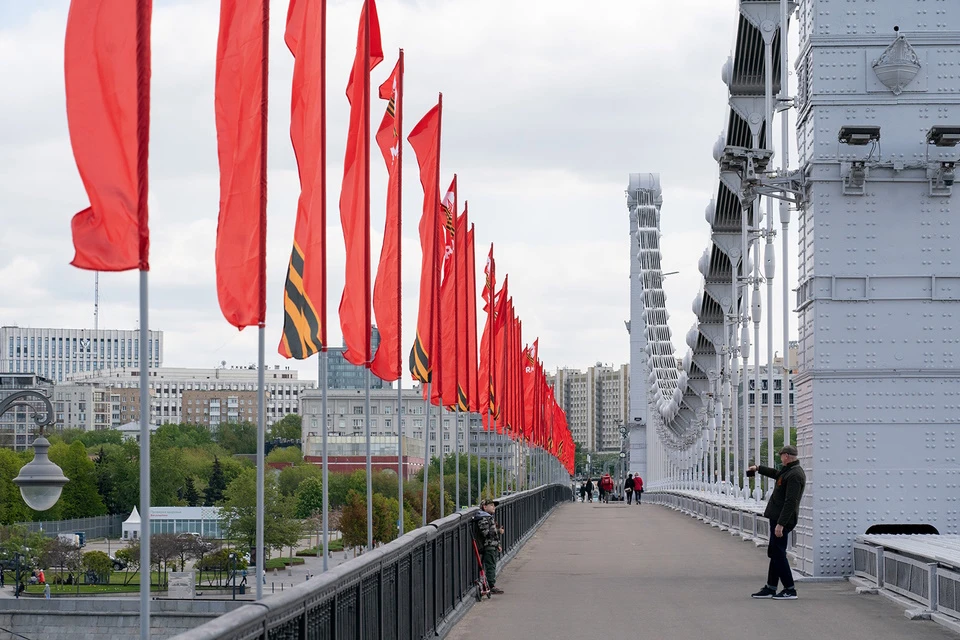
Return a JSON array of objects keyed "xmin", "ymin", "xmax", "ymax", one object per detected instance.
[
  {"xmin": 759, "ymin": 427, "xmax": 799, "ymax": 468},
  {"xmin": 151, "ymin": 446, "xmax": 186, "ymax": 506},
  {"xmin": 294, "ymin": 475, "xmax": 324, "ymax": 519},
  {"xmin": 115, "ymin": 546, "xmax": 140, "ymax": 585},
  {"xmin": 214, "ymin": 421, "xmax": 258, "ymax": 455},
  {"xmin": 52, "ymin": 440, "xmax": 107, "ymax": 519},
  {"xmin": 270, "ymin": 414, "xmax": 302, "ymax": 441},
  {"xmin": 184, "ymin": 476, "xmax": 200, "ymax": 507},
  {"xmin": 278, "ymin": 462, "xmax": 321, "ymax": 497},
  {"xmin": 266, "ymin": 446, "xmax": 303, "ymax": 465},
  {"xmin": 340, "ymin": 491, "xmax": 367, "ymax": 550},
  {"xmin": 220, "ymin": 469, "xmax": 301, "ymax": 555},
  {"xmin": 151, "ymin": 534, "xmax": 181, "ymax": 588},
  {"xmin": 82, "ymin": 550, "xmax": 113, "ymax": 584},
  {"xmin": 95, "ymin": 440, "xmax": 139, "ymax": 516},
  {"xmin": 205, "ymin": 456, "xmax": 227, "ymax": 506},
  {"xmin": 0, "ymin": 448, "xmax": 31, "ymax": 525},
  {"xmin": 153, "ymin": 423, "xmax": 214, "ymax": 450}
]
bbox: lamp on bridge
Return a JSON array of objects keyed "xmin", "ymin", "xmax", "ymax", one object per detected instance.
[
  {"xmin": 926, "ymin": 126, "xmax": 960, "ymax": 196},
  {"xmin": 1, "ymin": 390, "xmax": 69, "ymax": 511},
  {"xmin": 838, "ymin": 126, "xmax": 881, "ymax": 196}
]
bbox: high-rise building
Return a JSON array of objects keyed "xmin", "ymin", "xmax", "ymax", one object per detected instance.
[
  {"xmin": 64, "ymin": 365, "xmax": 313, "ymax": 429},
  {"xmin": 548, "ymin": 364, "xmax": 629, "ymax": 453},
  {"xmin": 325, "ymin": 326, "xmax": 389, "ymax": 390},
  {"xmin": 1, "ymin": 326, "xmax": 163, "ymax": 382},
  {"xmin": 0, "ymin": 373, "xmax": 55, "ymax": 450}
]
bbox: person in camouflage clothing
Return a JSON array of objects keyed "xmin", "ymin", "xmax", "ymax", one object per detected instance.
[{"xmin": 474, "ymin": 499, "xmax": 504, "ymax": 594}]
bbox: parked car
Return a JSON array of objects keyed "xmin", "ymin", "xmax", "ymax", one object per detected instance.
[{"xmin": 109, "ymin": 554, "xmax": 127, "ymax": 571}]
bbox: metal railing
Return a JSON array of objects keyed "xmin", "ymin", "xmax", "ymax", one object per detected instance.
[{"xmin": 174, "ymin": 484, "xmax": 569, "ymax": 640}]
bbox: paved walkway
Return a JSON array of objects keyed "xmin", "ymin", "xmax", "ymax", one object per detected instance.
[{"xmin": 448, "ymin": 501, "xmax": 957, "ymax": 640}]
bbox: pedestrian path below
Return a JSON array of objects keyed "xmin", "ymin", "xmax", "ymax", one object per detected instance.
[{"xmin": 447, "ymin": 501, "xmax": 957, "ymax": 640}]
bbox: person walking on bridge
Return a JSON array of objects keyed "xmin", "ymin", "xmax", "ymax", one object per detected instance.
[
  {"xmin": 585, "ymin": 478, "xmax": 594, "ymax": 503},
  {"xmin": 624, "ymin": 473, "xmax": 635, "ymax": 505},
  {"xmin": 748, "ymin": 445, "xmax": 806, "ymax": 600},
  {"xmin": 475, "ymin": 499, "xmax": 505, "ymax": 594}
]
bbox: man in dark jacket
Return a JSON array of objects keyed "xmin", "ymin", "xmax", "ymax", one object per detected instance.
[
  {"xmin": 474, "ymin": 499, "xmax": 504, "ymax": 594},
  {"xmin": 747, "ymin": 445, "xmax": 806, "ymax": 600}
]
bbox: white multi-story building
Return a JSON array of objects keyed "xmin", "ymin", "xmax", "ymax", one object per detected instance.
[
  {"xmin": 52, "ymin": 382, "xmax": 112, "ymax": 432},
  {"xmin": 299, "ymin": 388, "xmax": 517, "ymax": 473},
  {"xmin": 1, "ymin": 326, "xmax": 163, "ymax": 382},
  {"xmin": 549, "ymin": 364, "xmax": 629, "ymax": 453},
  {"xmin": 64, "ymin": 365, "xmax": 313, "ymax": 429}
]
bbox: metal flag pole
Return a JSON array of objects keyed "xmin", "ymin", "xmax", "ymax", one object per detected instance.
[
  {"xmin": 321, "ymin": 351, "xmax": 329, "ymax": 571},
  {"xmin": 138, "ymin": 271, "xmax": 150, "ymax": 640},
  {"xmin": 397, "ymin": 378, "xmax": 404, "ymax": 534},
  {"xmin": 455, "ymin": 407, "xmax": 461, "ymax": 510},
  {"xmin": 477, "ymin": 424, "xmax": 482, "ymax": 503},
  {"xmin": 439, "ymin": 405, "xmax": 445, "ymax": 518},
  {"xmin": 256, "ymin": 327, "xmax": 266, "ymax": 599},
  {"xmin": 366, "ymin": 368, "xmax": 373, "ymax": 550},
  {"xmin": 422, "ymin": 383, "xmax": 431, "ymax": 526},
  {"xmin": 466, "ymin": 411, "xmax": 471, "ymax": 505}
]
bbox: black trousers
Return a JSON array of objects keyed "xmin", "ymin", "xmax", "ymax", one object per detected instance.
[
  {"xmin": 482, "ymin": 547, "xmax": 499, "ymax": 587},
  {"xmin": 766, "ymin": 519, "xmax": 794, "ymax": 589}
]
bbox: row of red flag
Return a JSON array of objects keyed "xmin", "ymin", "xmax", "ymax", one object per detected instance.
[{"xmin": 62, "ymin": 0, "xmax": 573, "ymax": 474}]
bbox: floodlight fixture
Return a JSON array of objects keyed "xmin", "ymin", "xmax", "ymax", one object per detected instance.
[
  {"xmin": 838, "ymin": 126, "xmax": 881, "ymax": 146},
  {"xmin": 927, "ymin": 126, "xmax": 960, "ymax": 148}
]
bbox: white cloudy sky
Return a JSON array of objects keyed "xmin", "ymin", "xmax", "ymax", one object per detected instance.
[{"xmin": 0, "ymin": 0, "xmax": 799, "ymax": 385}]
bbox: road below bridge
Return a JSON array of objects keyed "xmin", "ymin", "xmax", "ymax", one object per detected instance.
[{"xmin": 448, "ymin": 500, "xmax": 956, "ymax": 640}]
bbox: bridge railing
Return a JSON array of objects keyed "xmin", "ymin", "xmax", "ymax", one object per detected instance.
[{"xmin": 173, "ymin": 484, "xmax": 570, "ymax": 640}]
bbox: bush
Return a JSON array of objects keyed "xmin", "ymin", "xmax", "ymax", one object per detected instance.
[{"xmin": 82, "ymin": 550, "xmax": 113, "ymax": 584}]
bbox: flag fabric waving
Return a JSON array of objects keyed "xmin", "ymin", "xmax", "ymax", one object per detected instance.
[
  {"xmin": 215, "ymin": 0, "xmax": 268, "ymax": 329},
  {"xmin": 478, "ymin": 244, "xmax": 497, "ymax": 429},
  {"xmin": 338, "ymin": 0, "xmax": 383, "ymax": 366},
  {"xmin": 279, "ymin": 0, "xmax": 326, "ymax": 359},
  {"xmin": 407, "ymin": 100, "xmax": 442, "ymax": 383},
  {"xmin": 464, "ymin": 223, "xmax": 480, "ymax": 412},
  {"xmin": 66, "ymin": 0, "xmax": 152, "ymax": 272},
  {"xmin": 370, "ymin": 54, "xmax": 403, "ymax": 381}
]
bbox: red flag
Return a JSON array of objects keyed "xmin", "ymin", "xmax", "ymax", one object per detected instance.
[
  {"xmin": 370, "ymin": 54, "xmax": 403, "ymax": 381},
  {"xmin": 478, "ymin": 245, "xmax": 497, "ymax": 429},
  {"xmin": 279, "ymin": 0, "xmax": 327, "ymax": 359},
  {"xmin": 408, "ymin": 99, "xmax": 442, "ymax": 383},
  {"xmin": 66, "ymin": 0, "xmax": 151, "ymax": 272},
  {"xmin": 215, "ymin": 0, "xmax": 268, "ymax": 329},
  {"xmin": 441, "ymin": 177, "xmax": 457, "ymax": 274},
  {"xmin": 464, "ymin": 224, "xmax": 480, "ymax": 412},
  {"xmin": 434, "ymin": 209, "xmax": 466, "ymax": 407},
  {"xmin": 339, "ymin": 0, "xmax": 384, "ymax": 366},
  {"xmin": 523, "ymin": 339, "xmax": 539, "ymax": 438}
]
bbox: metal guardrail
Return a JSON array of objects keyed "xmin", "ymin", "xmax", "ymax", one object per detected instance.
[
  {"xmin": 173, "ymin": 484, "xmax": 569, "ymax": 640},
  {"xmin": 13, "ymin": 514, "xmax": 123, "ymax": 539}
]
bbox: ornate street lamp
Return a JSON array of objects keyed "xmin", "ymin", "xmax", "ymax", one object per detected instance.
[{"xmin": 1, "ymin": 390, "xmax": 69, "ymax": 511}]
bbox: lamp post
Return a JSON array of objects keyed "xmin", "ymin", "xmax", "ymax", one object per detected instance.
[
  {"xmin": 2, "ymin": 390, "xmax": 69, "ymax": 511},
  {"xmin": 229, "ymin": 552, "xmax": 237, "ymax": 600}
]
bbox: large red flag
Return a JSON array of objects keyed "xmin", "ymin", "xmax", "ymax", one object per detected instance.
[
  {"xmin": 441, "ymin": 177, "xmax": 457, "ymax": 273},
  {"xmin": 279, "ymin": 0, "xmax": 326, "ymax": 359},
  {"xmin": 464, "ymin": 224, "xmax": 480, "ymax": 412},
  {"xmin": 478, "ymin": 244, "xmax": 497, "ymax": 429},
  {"xmin": 66, "ymin": 0, "xmax": 151, "ymax": 272},
  {"xmin": 408, "ymin": 100, "xmax": 442, "ymax": 384},
  {"xmin": 370, "ymin": 54, "xmax": 403, "ymax": 381},
  {"xmin": 523, "ymin": 339, "xmax": 539, "ymax": 439},
  {"xmin": 215, "ymin": 0, "xmax": 268, "ymax": 329},
  {"xmin": 339, "ymin": 0, "xmax": 384, "ymax": 366},
  {"xmin": 434, "ymin": 211, "xmax": 465, "ymax": 407}
]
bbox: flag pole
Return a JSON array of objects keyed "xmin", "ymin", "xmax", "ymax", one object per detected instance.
[
  {"xmin": 362, "ymin": 0, "xmax": 373, "ymax": 555},
  {"xmin": 321, "ymin": 351, "xmax": 329, "ymax": 571},
  {"xmin": 439, "ymin": 405, "xmax": 445, "ymax": 518},
  {"xmin": 422, "ymin": 384, "xmax": 431, "ymax": 526},
  {"xmin": 395, "ymin": 48, "xmax": 405, "ymax": 535},
  {"xmin": 254, "ymin": 0, "xmax": 270, "ymax": 602},
  {"xmin": 455, "ymin": 407, "xmax": 461, "ymax": 510},
  {"xmin": 366, "ymin": 368, "xmax": 373, "ymax": 550}
]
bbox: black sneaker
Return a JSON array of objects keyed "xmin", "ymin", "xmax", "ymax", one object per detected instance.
[
  {"xmin": 490, "ymin": 587, "xmax": 504, "ymax": 594},
  {"xmin": 772, "ymin": 588, "xmax": 798, "ymax": 600},
  {"xmin": 751, "ymin": 586, "xmax": 777, "ymax": 599}
]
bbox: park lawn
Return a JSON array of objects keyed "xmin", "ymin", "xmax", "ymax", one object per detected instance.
[
  {"xmin": 263, "ymin": 557, "xmax": 306, "ymax": 570},
  {"xmin": 24, "ymin": 582, "xmax": 159, "ymax": 595},
  {"xmin": 297, "ymin": 540, "xmax": 345, "ymax": 555}
]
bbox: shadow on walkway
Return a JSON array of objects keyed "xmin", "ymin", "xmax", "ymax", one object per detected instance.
[{"xmin": 448, "ymin": 502, "xmax": 956, "ymax": 640}]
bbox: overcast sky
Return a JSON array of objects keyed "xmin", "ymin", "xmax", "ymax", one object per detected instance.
[{"xmin": 0, "ymin": 0, "xmax": 799, "ymax": 385}]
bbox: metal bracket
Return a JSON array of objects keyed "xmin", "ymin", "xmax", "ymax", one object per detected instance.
[{"xmin": 0, "ymin": 390, "xmax": 54, "ymax": 430}]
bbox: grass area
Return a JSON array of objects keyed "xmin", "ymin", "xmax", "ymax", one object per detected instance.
[
  {"xmin": 24, "ymin": 583, "xmax": 157, "ymax": 595},
  {"xmin": 263, "ymin": 557, "xmax": 306, "ymax": 570},
  {"xmin": 296, "ymin": 539, "xmax": 345, "ymax": 555}
]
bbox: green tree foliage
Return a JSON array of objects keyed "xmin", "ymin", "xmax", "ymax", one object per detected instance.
[
  {"xmin": 214, "ymin": 421, "xmax": 258, "ymax": 455},
  {"xmin": 183, "ymin": 476, "xmax": 200, "ymax": 507},
  {"xmin": 220, "ymin": 468, "xmax": 301, "ymax": 554},
  {"xmin": 153, "ymin": 423, "xmax": 214, "ymax": 450},
  {"xmin": 57, "ymin": 428, "xmax": 123, "ymax": 448},
  {"xmin": 294, "ymin": 475, "xmax": 324, "ymax": 519},
  {"xmin": 277, "ymin": 462, "xmax": 321, "ymax": 497},
  {"xmin": 340, "ymin": 490, "xmax": 406, "ymax": 549},
  {"xmin": 49, "ymin": 441, "xmax": 107, "ymax": 519},
  {"xmin": 0, "ymin": 448, "xmax": 31, "ymax": 524},
  {"xmin": 94, "ymin": 441, "xmax": 139, "ymax": 516},
  {"xmin": 270, "ymin": 414, "xmax": 302, "ymax": 441},
  {"xmin": 204, "ymin": 456, "xmax": 228, "ymax": 506},
  {"xmin": 82, "ymin": 550, "xmax": 113, "ymax": 583},
  {"xmin": 266, "ymin": 445, "xmax": 303, "ymax": 465},
  {"xmin": 758, "ymin": 427, "xmax": 799, "ymax": 468},
  {"xmin": 114, "ymin": 546, "xmax": 139, "ymax": 585},
  {"xmin": 151, "ymin": 446, "xmax": 186, "ymax": 506}
]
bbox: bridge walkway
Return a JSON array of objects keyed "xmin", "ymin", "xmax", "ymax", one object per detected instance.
[{"xmin": 448, "ymin": 500, "xmax": 956, "ymax": 640}]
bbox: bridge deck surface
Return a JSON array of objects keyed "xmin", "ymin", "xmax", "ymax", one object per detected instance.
[{"xmin": 448, "ymin": 501, "xmax": 956, "ymax": 640}]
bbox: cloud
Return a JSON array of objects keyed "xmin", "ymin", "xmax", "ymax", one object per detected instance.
[{"xmin": 0, "ymin": 0, "xmax": 799, "ymax": 387}]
